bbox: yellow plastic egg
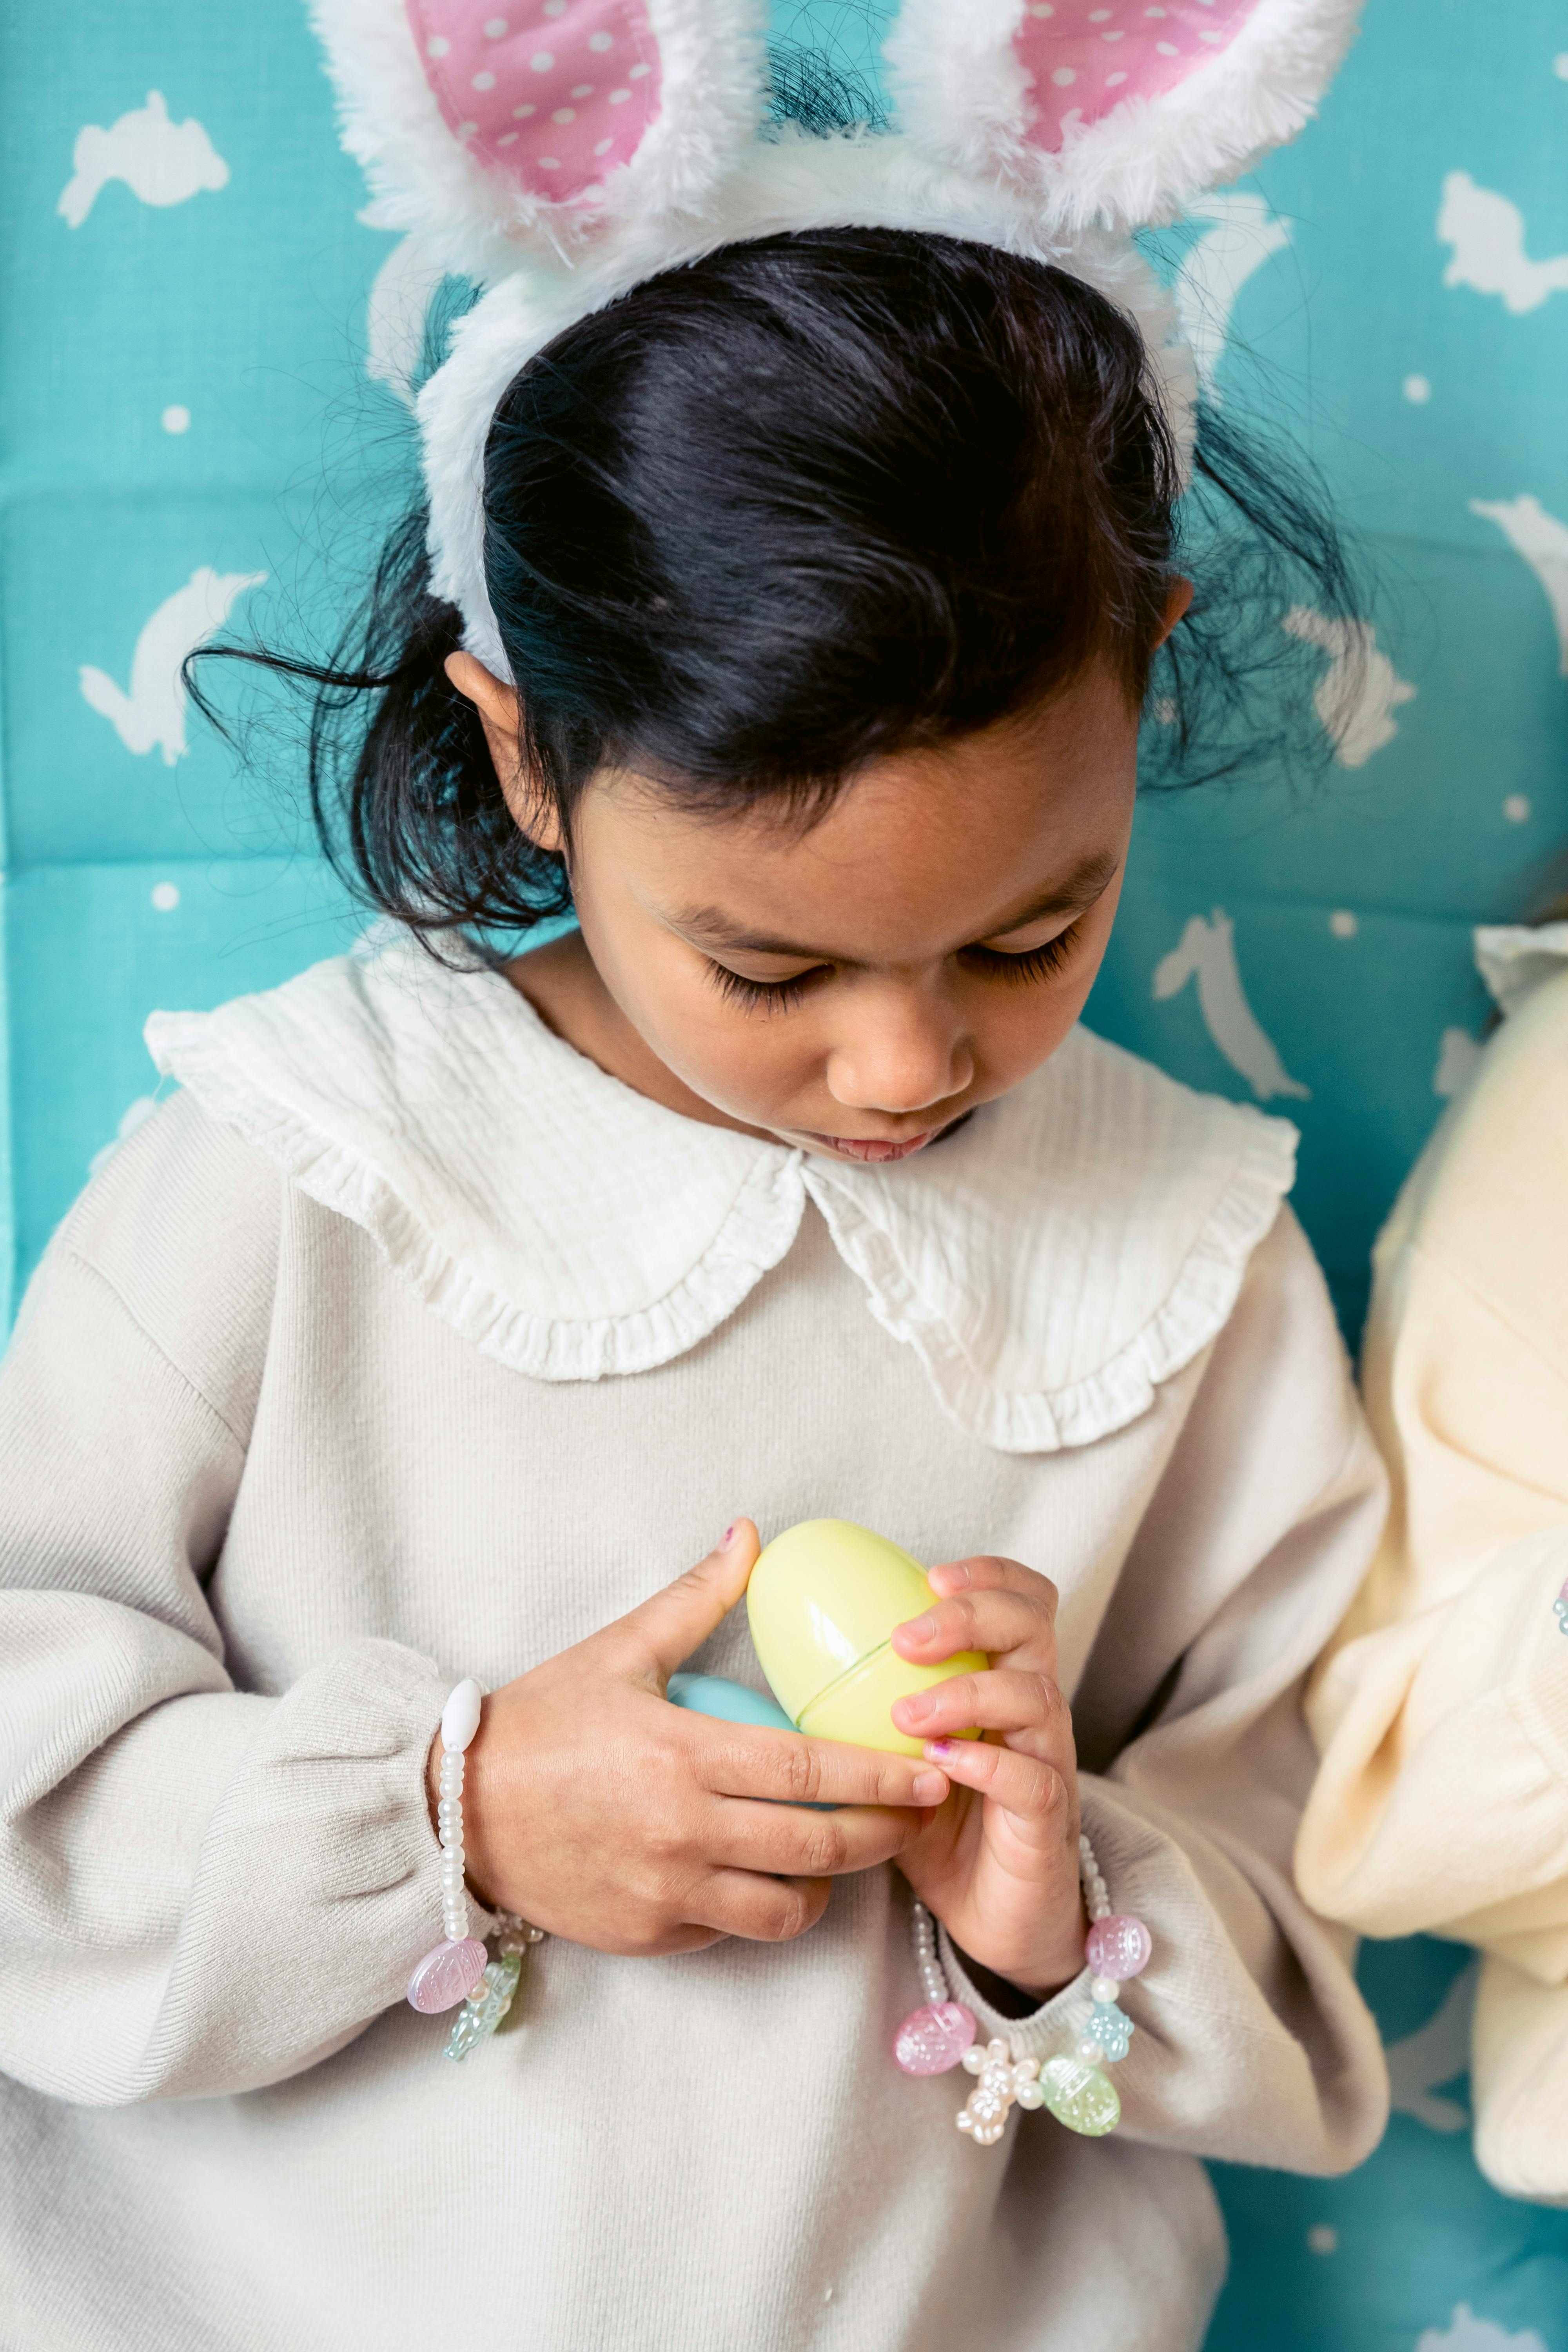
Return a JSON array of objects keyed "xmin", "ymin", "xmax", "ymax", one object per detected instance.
[{"xmin": 746, "ymin": 1519, "xmax": 986, "ymax": 1758}]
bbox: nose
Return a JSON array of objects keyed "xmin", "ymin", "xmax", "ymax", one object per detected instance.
[{"xmin": 824, "ymin": 982, "xmax": 975, "ymax": 1116}]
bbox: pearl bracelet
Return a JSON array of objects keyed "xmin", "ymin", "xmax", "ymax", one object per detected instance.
[
  {"xmin": 893, "ymin": 1828, "xmax": 1152, "ymax": 2145},
  {"xmin": 406, "ymin": 1679, "xmax": 546, "ymax": 2058}
]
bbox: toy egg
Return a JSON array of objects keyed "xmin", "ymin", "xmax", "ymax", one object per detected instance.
[{"xmin": 746, "ymin": 1519, "xmax": 985, "ymax": 1758}]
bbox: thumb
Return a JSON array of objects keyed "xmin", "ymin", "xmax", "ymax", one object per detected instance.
[{"xmin": 621, "ymin": 1519, "xmax": 762, "ymax": 1683}]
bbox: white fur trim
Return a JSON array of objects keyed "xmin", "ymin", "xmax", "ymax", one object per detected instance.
[
  {"xmin": 416, "ymin": 127, "xmax": 1199, "ymax": 674},
  {"xmin": 887, "ymin": 0, "xmax": 1362, "ymax": 234},
  {"xmin": 310, "ymin": 0, "xmax": 769, "ymax": 283}
]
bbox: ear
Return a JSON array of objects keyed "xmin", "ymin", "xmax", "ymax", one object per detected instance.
[
  {"xmin": 312, "ymin": 0, "xmax": 769, "ymax": 282},
  {"xmin": 886, "ymin": 0, "xmax": 1361, "ymax": 235},
  {"xmin": 445, "ymin": 650, "xmax": 565, "ymax": 853},
  {"xmin": 1155, "ymin": 575, "xmax": 1194, "ymax": 647}
]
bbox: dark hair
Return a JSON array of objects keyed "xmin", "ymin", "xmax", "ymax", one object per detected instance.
[{"xmin": 194, "ymin": 223, "xmax": 1362, "ymax": 945}]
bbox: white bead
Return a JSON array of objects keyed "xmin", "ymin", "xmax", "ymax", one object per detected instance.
[
  {"xmin": 1091, "ymin": 1976, "xmax": 1120, "ymax": 2003},
  {"xmin": 1076, "ymin": 2037, "xmax": 1104, "ymax": 2064},
  {"xmin": 441, "ymin": 1679, "xmax": 483, "ymax": 1753}
]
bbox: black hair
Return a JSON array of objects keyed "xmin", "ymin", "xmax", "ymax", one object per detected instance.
[{"xmin": 192, "ymin": 222, "xmax": 1362, "ymax": 947}]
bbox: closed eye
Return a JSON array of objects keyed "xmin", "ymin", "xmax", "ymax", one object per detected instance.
[
  {"xmin": 704, "ymin": 960, "xmax": 828, "ymax": 1013},
  {"xmin": 962, "ymin": 920, "xmax": 1084, "ymax": 985}
]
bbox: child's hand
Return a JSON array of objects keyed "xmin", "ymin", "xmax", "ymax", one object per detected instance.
[
  {"xmin": 888, "ymin": 1555, "xmax": 1086, "ymax": 1998},
  {"xmin": 440, "ymin": 1522, "xmax": 951, "ymax": 1957}
]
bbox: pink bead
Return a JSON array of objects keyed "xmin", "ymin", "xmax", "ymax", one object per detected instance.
[
  {"xmin": 893, "ymin": 2001, "xmax": 977, "ymax": 2076},
  {"xmin": 1085, "ymin": 1914, "xmax": 1152, "ymax": 1983},
  {"xmin": 407, "ymin": 1936, "xmax": 489, "ymax": 2013}
]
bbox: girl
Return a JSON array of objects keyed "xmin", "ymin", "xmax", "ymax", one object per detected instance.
[
  {"xmin": 1298, "ymin": 909, "xmax": 1568, "ymax": 2205},
  {"xmin": 0, "ymin": 5, "xmax": 1385, "ymax": 2347}
]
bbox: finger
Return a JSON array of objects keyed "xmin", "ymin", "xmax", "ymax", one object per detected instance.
[
  {"xmin": 615, "ymin": 1519, "xmax": 762, "ymax": 1680},
  {"xmin": 927, "ymin": 1554, "xmax": 1059, "ymax": 1614},
  {"xmin": 891, "ymin": 1668, "xmax": 1071, "ymax": 1749},
  {"xmin": 926, "ymin": 1555, "xmax": 1059, "ymax": 1606},
  {"xmin": 701, "ymin": 1800, "xmax": 924, "ymax": 1878},
  {"xmin": 922, "ymin": 1734, "xmax": 1078, "ymax": 1838},
  {"xmin": 690, "ymin": 1725, "xmax": 948, "ymax": 1811},
  {"xmin": 686, "ymin": 1869, "xmax": 830, "ymax": 1943},
  {"xmin": 891, "ymin": 1589, "xmax": 1049, "ymax": 1670}
]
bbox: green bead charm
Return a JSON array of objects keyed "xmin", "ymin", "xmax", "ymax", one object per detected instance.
[
  {"xmin": 445, "ymin": 1950, "xmax": 522, "ymax": 2062},
  {"xmin": 1037, "ymin": 2054, "xmax": 1121, "ymax": 2138}
]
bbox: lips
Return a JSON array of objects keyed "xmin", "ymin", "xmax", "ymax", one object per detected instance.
[{"xmin": 800, "ymin": 1129, "xmax": 940, "ymax": 1164}]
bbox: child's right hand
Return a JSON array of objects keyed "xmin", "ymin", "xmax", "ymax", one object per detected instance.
[{"xmin": 437, "ymin": 1521, "xmax": 951, "ymax": 1956}]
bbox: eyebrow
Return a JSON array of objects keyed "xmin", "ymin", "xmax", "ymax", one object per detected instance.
[{"xmin": 672, "ymin": 851, "xmax": 1122, "ymax": 964}]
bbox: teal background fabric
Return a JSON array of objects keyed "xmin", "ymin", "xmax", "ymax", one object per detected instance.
[{"xmin": 3, "ymin": 2, "xmax": 1566, "ymax": 2343}]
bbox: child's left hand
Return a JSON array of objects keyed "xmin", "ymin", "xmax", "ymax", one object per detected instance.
[{"xmin": 888, "ymin": 1554, "xmax": 1086, "ymax": 1999}]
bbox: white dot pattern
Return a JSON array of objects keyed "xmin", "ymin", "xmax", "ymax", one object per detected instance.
[
  {"xmin": 1012, "ymin": 0, "xmax": 1256, "ymax": 151},
  {"xmin": 408, "ymin": 0, "xmax": 661, "ymax": 205}
]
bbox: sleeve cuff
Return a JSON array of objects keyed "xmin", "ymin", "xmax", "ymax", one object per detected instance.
[{"xmin": 936, "ymin": 1928, "xmax": 1096, "ymax": 2063}]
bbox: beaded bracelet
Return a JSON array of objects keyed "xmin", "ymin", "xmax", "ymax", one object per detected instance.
[
  {"xmin": 893, "ymin": 1829, "xmax": 1152, "ymax": 2145},
  {"xmin": 405, "ymin": 1679, "xmax": 546, "ymax": 2060}
]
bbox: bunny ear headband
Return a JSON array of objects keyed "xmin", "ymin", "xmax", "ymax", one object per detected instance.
[{"xmin": 312, "ymin": 0, "xmax": 1361, "ymax": 678}]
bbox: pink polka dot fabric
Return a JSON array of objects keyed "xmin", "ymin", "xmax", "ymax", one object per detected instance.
[
  {"xmin": 405, "ymin": 0, "xmax": 661, "ymax": 207},
  {"xmin": 1013, "ymin": 0, "xmax": 1257, "ymax": 151}
]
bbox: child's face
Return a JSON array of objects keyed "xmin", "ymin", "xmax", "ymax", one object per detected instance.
[{"xmin": 457, "ymin": 653, "xmax": 1148, "ymax": 1164}]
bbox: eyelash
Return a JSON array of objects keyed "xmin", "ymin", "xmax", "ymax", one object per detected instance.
[
  {"xmin": 704, "ymin": 922, "xmax": 1083, "ymax": 1012},
  {"xmin": 704, "ymin": 963, "xmax": 823, "ymax": 1014},
  {"xmin": 962, "ymin": 923, "xmax": 1083, "ymax": 987}
]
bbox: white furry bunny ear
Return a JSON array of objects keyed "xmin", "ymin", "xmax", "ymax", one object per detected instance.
[
  {"xmin": 310, "ymin": 0, "xmax": 769, "ymax": 280},
  {"xmin": 887, "ymin": 0, "xmax": 1361, "ymax": 234}
]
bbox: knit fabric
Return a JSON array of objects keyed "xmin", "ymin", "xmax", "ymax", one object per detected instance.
[{"xmin": 1, "ymin": 953, "xmax": 1388, "ymax": 2350}]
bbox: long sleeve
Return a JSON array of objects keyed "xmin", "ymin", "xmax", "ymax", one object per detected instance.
[
  {"xmin": 1292, "ymin": 969, "xmax": 1568, "ymax": 2198},
  {"xmin": 0, "ymin": 1096, "xmax": 450, "ymax": 2106},
  {"xmin": 947, "ymin": 1204, "xmax": 1391, "ymax": 2175}
]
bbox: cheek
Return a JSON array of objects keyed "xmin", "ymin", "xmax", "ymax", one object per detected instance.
[{"xmin": 615, "ymin": 931, "xmax": 818, "ymax": 1095}]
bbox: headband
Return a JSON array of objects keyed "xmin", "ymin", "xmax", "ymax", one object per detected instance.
[{"xmin": 312, "ymin": 0, "xmax": 1361, "ymax": 678}]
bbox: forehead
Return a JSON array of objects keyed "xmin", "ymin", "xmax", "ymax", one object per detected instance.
[{"xmin": 593, "ymin": 665, "xmax": 1139, "ymax": 955}]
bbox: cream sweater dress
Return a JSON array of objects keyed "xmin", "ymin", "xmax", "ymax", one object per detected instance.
[{"xmin": 0, "ymin": 935, "xmax": 1388, "ymax": 2351}]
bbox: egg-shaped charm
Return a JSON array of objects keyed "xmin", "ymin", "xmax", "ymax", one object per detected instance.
[
  {"xmin": 1085, "ymin": 1913, "xmax": 1152, "ymax": 1982},
  {"xmin": 407, "ymin": 1936, "xmax": 489, "ymax": 2014},
  {"xmin": 1037, "ymin": 2054, "xmax": 1121, "ymax": 2137},
  {"xmin": 746, "ymin": 1519, "xmax": 987, "ymax": 1757},
  {"xmin": 893, "ymin": 2001, "xmax": 977, "ymax": 2075}
]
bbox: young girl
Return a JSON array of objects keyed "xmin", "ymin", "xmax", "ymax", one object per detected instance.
[
  {"xmin": 0, "ymin": 5, "xmax": 1385, "ymax": 2347},
  {"xmin": 1298, "ymin": 911, "xmax": 1568, "ymax": 2205}
]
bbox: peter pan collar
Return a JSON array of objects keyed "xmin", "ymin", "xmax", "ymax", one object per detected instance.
[{"xmin": 146, "ymin": 932, "xmax": 1297, "ymax": 1454}]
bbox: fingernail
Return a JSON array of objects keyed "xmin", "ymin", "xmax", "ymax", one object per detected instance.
[
  {"xmin": 912, "ymin": 1769, "xmax": 947, "ymax": 1803},
  {"xmin": 902, "ymin": 1613, "xmax": 936, "ymax": 1644},
  {"xmin": 925, "ymin": 1739, "xmax": 960, "ymax": 1759},
  {"xmin": 899, "ymin": 1691, "xmax": 935, "ymax": 1726},
  {"xmin": 934, "ymin": 1562, "xmax": 971, "ymax": 1591},
  {"xmin": 719, "ymin": 1524, "xmax": 735, "ymax": 1549}
]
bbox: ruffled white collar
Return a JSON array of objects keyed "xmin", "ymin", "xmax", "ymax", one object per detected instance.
[{"xmin": 146, "ymin": 934, "xmax": 1297, "ymax": 1454}]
